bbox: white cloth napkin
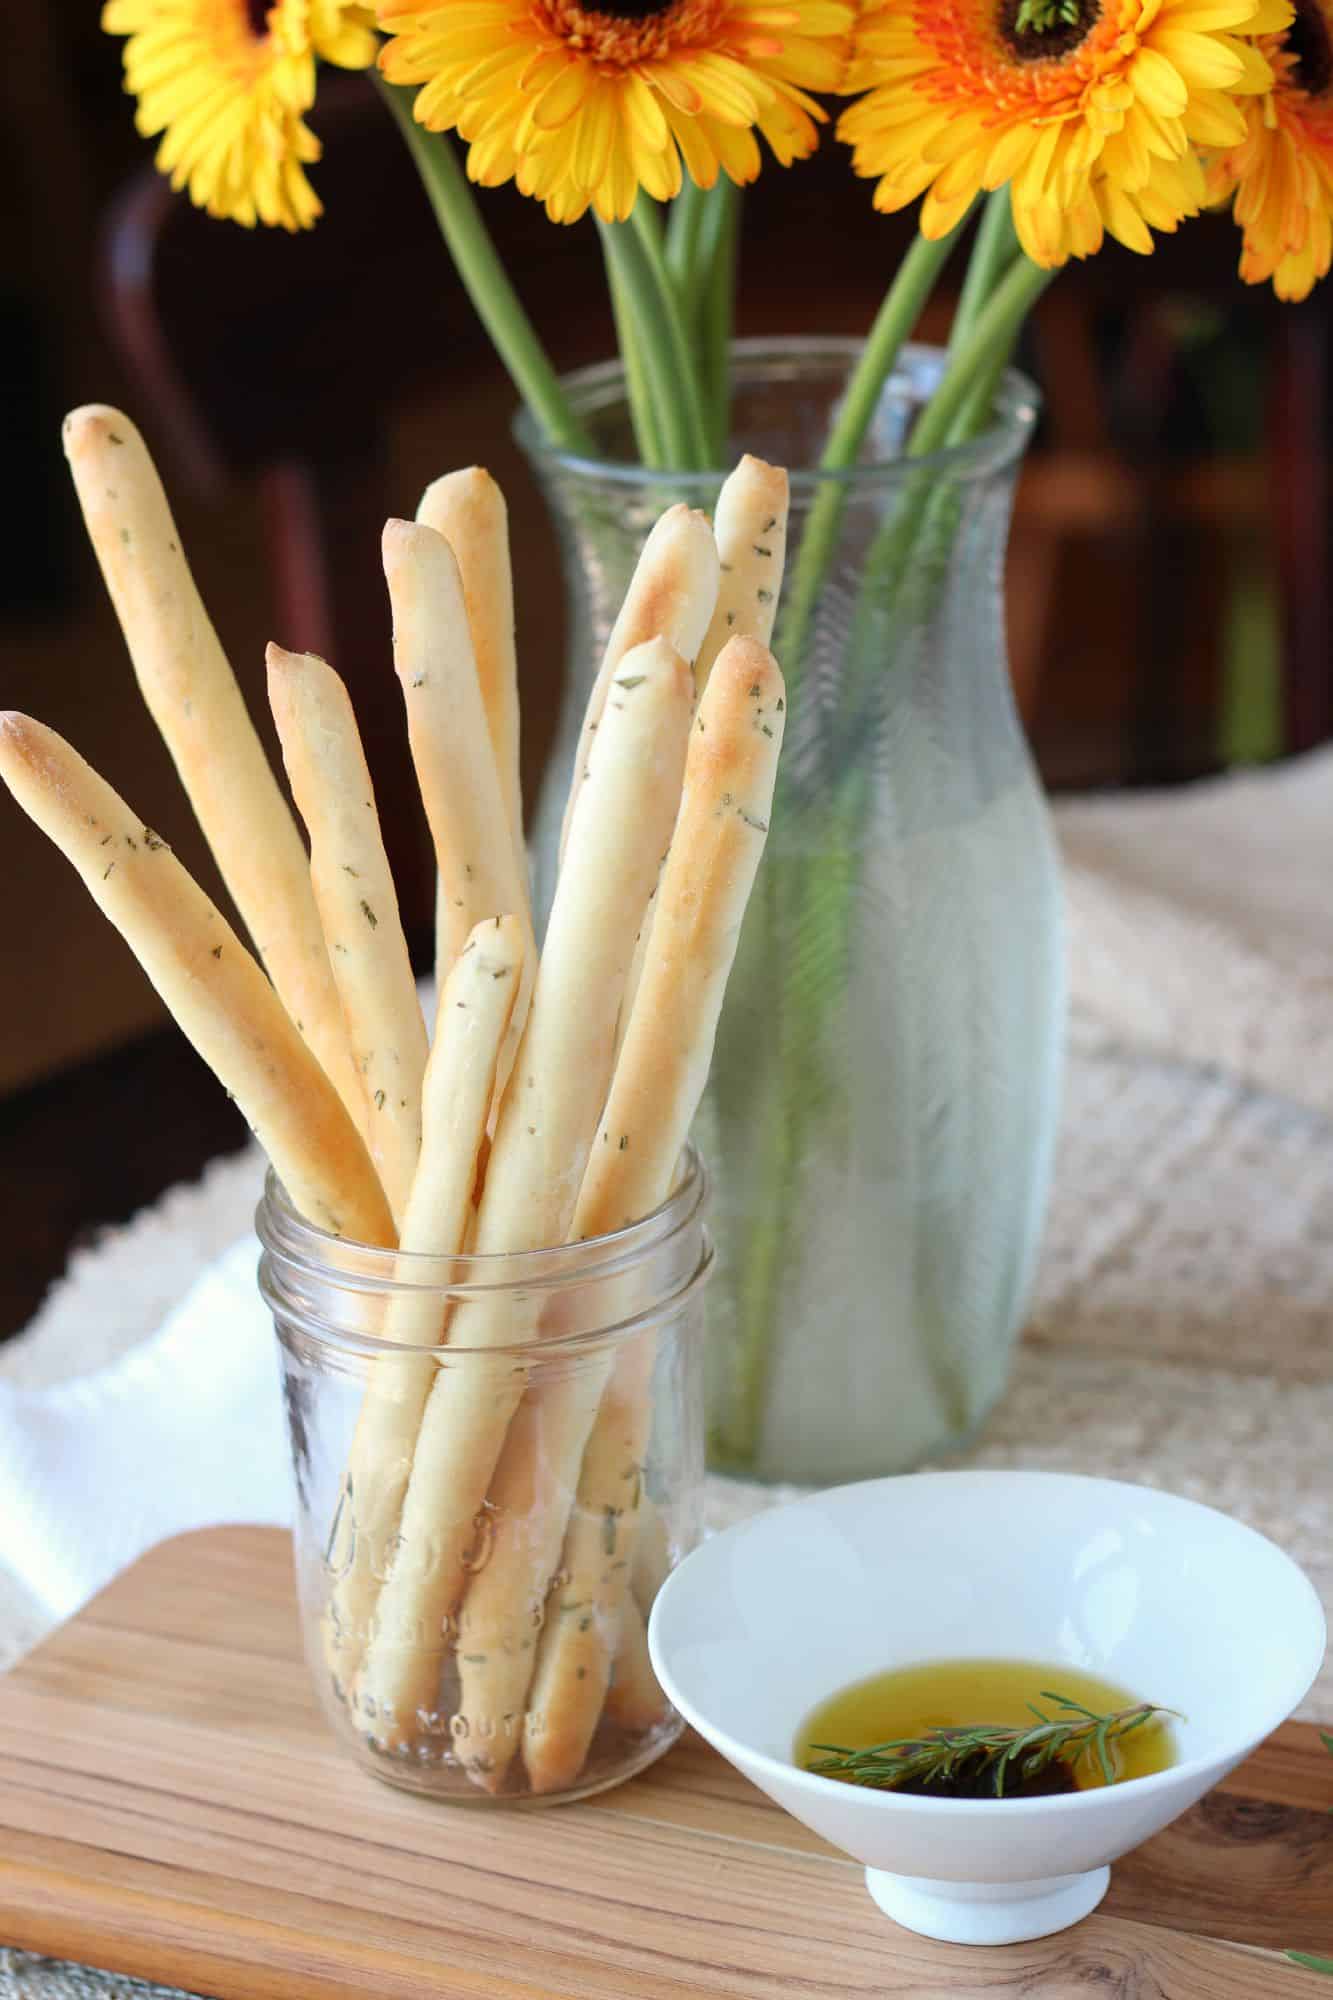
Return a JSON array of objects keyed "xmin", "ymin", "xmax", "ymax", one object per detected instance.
[{"xmin": 0, "ymin": 1234, "xmax": 288, "ymax": 1624}]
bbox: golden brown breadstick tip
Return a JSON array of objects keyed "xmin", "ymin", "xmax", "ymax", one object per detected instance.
[
  {"xmin": 416, "ymin": 467, "xmax": 523, "ymax": 860},
  {"xmin": 61, "ymin": 405, "xmax": 361, "ymax": 1128},
  {"xmin": 267, "ymin": 644, "xmax": 428, "ymax": 1227},
  {"xmin": 558, "ymin": 503, "xmax": 719, "ymax": 860},
  {"xmin": 0, "ymin": 713, "xmax": 392, "ymax": 1246},
  {"xmin": 382, "ymin": 518, "xmax": 535, "ymax": 1024},
  {"xmin": 695, "ymin": 456, "xmax": 789, "ymax": 691}
]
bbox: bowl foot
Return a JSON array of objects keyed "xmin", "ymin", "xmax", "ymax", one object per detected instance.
[{"xmin": 864, "ymin": 1863, "xmax": 1110, "ymax": 1945}]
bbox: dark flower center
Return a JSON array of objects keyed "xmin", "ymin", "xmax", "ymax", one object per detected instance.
[
  {"xmin": 1001, "ymin": 0, "xmax": 1099, "ymax": 58},
  {"xmin": 588, "ymin": 0, "xmax": 677, "ymax": 15},
  {"xmin": 245, "ymin": 0, "xmax": 272, "ymax": 35},
  {"xmin": 1289, "ymin": 0, "xmax": 1332, "ymax": 95}
]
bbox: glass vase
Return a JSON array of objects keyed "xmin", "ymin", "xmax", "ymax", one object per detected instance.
[
  {"xmin": 256, "ymin": 1151, "xmax": 710, "ymax": 1803},
  {"xmin": 516, "ymin": 339, "xmax": 1065, "ymax": 1486}
]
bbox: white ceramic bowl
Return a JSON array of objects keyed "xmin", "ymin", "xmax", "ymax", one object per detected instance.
[{"xmin": 648, "ymin": 1470, "xmax": 1325, "ymax": 1945}]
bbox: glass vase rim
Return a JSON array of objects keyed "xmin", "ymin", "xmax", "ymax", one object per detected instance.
[
  {"xmin": 515, "ymin": 336, "xmax": 1038, "ymax": 490},
  {"xmin": 255, "ymin": 1147, "xmax": 709, "ymax": 1359}
]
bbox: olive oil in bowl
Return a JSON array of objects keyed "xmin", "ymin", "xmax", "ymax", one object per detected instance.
[{"xmin": 797, "ymin": 1659, "xmax": 1176, "ymax": 1800}]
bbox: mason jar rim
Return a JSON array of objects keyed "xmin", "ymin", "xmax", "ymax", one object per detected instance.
[
  {"xmin": 514, "ymin": 336, "xmax": 1038, "ymax": 490},
  {"xmin": 256, "ymin": 1146, "xmax": 711, "ymax": 1360}
]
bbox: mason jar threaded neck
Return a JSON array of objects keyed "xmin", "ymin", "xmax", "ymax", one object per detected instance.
[{"xmin": 256, "ymin": 1147, "xmax": 710, "ymax": 1359}]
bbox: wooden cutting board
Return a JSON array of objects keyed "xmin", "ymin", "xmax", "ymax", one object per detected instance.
[{"xmin": 0, "ymin": 1526, "xmax": 1329, "ymax": 2000}]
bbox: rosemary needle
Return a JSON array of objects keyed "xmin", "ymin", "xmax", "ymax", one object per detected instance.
[{"xmin": 808, "ymin": 1691, "xmax": 1176, "ymax": 1798}]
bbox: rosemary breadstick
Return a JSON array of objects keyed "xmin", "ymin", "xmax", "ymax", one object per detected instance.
[
  {"xmin": 695, "ymin": 456, "xmax": 789, "ymax": 690},
  {"xmin": 520, "ymin": 636, "xmax": 786, "ymax": 1794},
  {"xmin": 558, "ymin": 504, "xmax": 719, "ymax": 859},
  {"xmin": 355, "ymin": 639, "xmax": 694, "ymax": 1750},
  {"xmin": 457, "ymin": 636, "xmax": 785, "ymax": 1791},
  {"xmin": 325, "ymin": 915, "xmax": 524, "ymax": 1688},
  {"xmin": 267, "ymin": 645, "xmax": 428, "ymax": 1227},
  {"xmin": 605, "ymin": 1598, "xmax": 669, "ymax": 1733},
  {"xmin": 416, "ymin": 468, "xmax": 523, "ymax": 860},
  {"xmin": 631, "ymin": 1498, "xmax": 671, "ymax": 1615},
  {"xmin": 0, "ymin": 714, "xmax": 392, "ymax": 1246},
  {"xmin": 382, "ymin": 520, "xmax": 535, "ymax": 1024},
  {"xmin": 61, "ymin": 406, "xmax": 361, "ymax": 1128}
]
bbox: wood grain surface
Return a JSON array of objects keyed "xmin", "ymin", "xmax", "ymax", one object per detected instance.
[{"xmin": 0, "ymin": 1527, "xmax": 1328, "ymax": 2000}]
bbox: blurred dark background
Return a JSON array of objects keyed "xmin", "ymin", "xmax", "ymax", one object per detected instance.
[{"xmin": 2, "ymin": 11, "xmax": 1329, "ymax": 1336}]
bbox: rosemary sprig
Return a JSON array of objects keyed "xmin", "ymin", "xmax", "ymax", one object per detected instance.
[{"xmin": 808, "ymin": 1691, "xmax": 1175, "ymax": 1799}]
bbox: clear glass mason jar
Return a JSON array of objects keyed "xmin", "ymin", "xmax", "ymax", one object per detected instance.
[
  {"xmin": 517, "ymin": 339, "xmax": 1065, "ymax": 1488},
  {"xmin": 256, "ymin": 1149, "xmax": 710, "ymax": 1805}
]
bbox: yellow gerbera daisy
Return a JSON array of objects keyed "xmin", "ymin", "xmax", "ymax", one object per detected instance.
[
  {"xmin": 376, "ymin": 0, "xmax": 855, "ymax": 224},
  {"xmin": 102, "ymin": 0, "xmax": 379, "ymax": 231},
  {"xmin": 1208, "ymin": 0, "xmax": 1333, "ymax": 297},
  {"xmin": 838, "ymin": 0, "xmax": 1283, "ymax": 266}
]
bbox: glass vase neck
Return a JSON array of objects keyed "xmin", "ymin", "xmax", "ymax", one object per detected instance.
[{"xmin": 514, "ymin": 338, "xmax": 1038, "ymax": 496}]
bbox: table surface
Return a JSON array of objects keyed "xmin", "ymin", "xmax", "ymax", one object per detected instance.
[
  {"xmin": 6, "ymin": 743, "xmax": 1333, "ymax": 1994},
  {"xmin": 1, "ymin": 1526, "xmax": 1331, "ymax": 2000}
]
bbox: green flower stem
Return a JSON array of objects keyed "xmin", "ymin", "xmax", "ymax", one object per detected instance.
[
  {"xmin": 697, "ymin": 178, "xmax": 739, "ymax": 462},
  {"xmin": 776, "ymin": 212, "xmax": 975, "ymax": 680},
  {"xmin": 948, "ymin": 335, "xmax": 1018, "ymax": 446},
  {"xmin": 720, "ymin": 775, "xmax": 866, "ymax": 1468},
  {"xmin": 601, "ymin": 230, "xmax": 669, "ymax": 469},
  {"xmin": 909, "ymin": 254, "xmax": 1054, "ymax": 458},
  {"xmin": 948, "ymin": 189, "xmax": 1019, "ymax": 360},
  {"xmin": 665, "ymin": 176, "xmax": 711, "ymax": 308},
  {"xmin": 377, "ymin": 78, "xmax": 592, "ymax": 455},
  {"xmin": 596, "ymin": 217, "xmax": 693, "ymax": 468},
  {"xmin": 729, "ymin": 240, "xmax": 1049, "ymax": 1473},
  {"xmin": 826, "ymin": 217, "xmax": 977, "ymax": 470},
  {"xmin": 629, "ymin": 199, "xmax": 714, "ymax": 467}
]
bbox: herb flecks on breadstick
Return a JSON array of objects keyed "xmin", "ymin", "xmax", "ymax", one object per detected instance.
[
  {"xmin": 267, "ymin": 645, "xmax": 428, "ymax": 1228},
  {"xmin": 520, "ymin": 635, "xmax": 786, "ymax": 1795},
  {"xmin": 0, "ymin": 713, "xmax": 392, "ymax": 1247},
  {"xmin": 326, "ymin": 915, "xmax": 524, "ymax": 1688},
  {"xmin": 416, "ymin": 468, "xmax": 523, "ymax": 863},
  {"xmin": 382, "ymin": 520, "xmax": 535, "ymax": 1024},
  {"xmin": 695, "ymin": 456, "xmax": 789, "ymax": 691},
  {"xmin": 558, "ymin": 504, "xmax": 719, "ymax": 861},
  {"xmin": 61, "ymin": 406, "xmax": 362, "ymax": 1130},
  {"xmin": 355, "ymin": 637, "xmax": 695, "ymax": 1751}
]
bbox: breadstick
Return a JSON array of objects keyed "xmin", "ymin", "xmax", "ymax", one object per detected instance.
[
  {"xmin": 0, "ymin": 714, "xmax": 392, "ymax": 1247},
  {"xmin": 630, "ymin": 1497, "xmax": 671, "ymax": 1615},
  {"xmin": 694, "ymin": 456, "xmax": 789, "ymax": 692},
  {"xmin": 382, "ymin": 520, "xmax": 535, "ymax": 1029},
  {"xmin": 325, "ymin": 915, "xmax": 523, "ymax": 1689},
  {"xmin": 355, "ymin": 639, "xmax": 694, "ymax": 1752},
  {"xmin": 558, "ymin": 504, "xmax": 719, "ymax": 860},
  {"xmin": 61, "ymin": 407, "xmax": 361, "ymax": 1128},
  {"xmin": 520, "ymin": 636, "xmax": 786, "ymax": 1794},
  {"xmin": 605, "ymin": 1598, "xmax": 669, "ymax": 1732},
  {"xmin": 608, "ymin": 465, "xmax": 783, "ymax": 1053},
  {"xmin": 416, "ymin": 468, "xmax": 523, "ymax": 862},
  {"xmin": 267, "ymin": 646, "xmax": 428, "ymax": 1227}
]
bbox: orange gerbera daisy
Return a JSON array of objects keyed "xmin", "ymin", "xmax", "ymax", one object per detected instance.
[
  {"xmin": 103, "ymin": 0, "xmax": 377, "ymax": 230},
  {"xmin": 838, "ymin": 0, "xmax": 1283, "ymax": 266},
  {"xmin": 1209, "ymin": 0, "xmax": 1333, "ymax": 296},
  {"xmin": 376, "ymin": 0, "xmax": 855, "ymax": 223}
]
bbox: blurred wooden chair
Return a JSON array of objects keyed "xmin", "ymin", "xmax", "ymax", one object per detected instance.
[{"xmin": 1014, "ymin": 264, "xmax": 1331, "ymax": 785}]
